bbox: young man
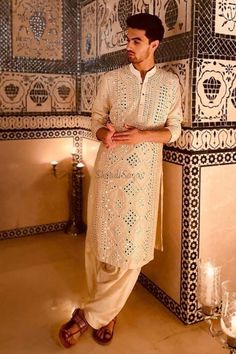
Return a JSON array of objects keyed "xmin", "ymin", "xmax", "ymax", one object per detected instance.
[{"xmin": 59, "ymin": 13, "xmax": 182, "ymax": 347}]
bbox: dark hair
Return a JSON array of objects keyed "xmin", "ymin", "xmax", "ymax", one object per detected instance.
[{"xmin": 126, "ymin": 13, "xmax": 164, "ymax": 42}]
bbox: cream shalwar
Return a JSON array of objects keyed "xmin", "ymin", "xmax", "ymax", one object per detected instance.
[{"xmin": 83, "ymin": 64, "xmax": 182, "ymax": 328}]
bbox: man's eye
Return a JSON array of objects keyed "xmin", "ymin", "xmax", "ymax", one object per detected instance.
[{"xmin": 134, "ymin": 40, "xmax": 140, "ymax": 44}]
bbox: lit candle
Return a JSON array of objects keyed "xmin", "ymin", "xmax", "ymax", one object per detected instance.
[
  {"xmin": 204, "ymin": 262, "xmax": 215, "ymax": 306},
  {"xmin": 50, "ymin": 160, "xmax": 58, "ymax": 166},
  {"xmin": 77, "ymin": 162, "xmax": 85, "ymax": 168},
  {"xmin": 231, "ymin": 315, "xmax": 236, "ymax": 337},
  {"xmin": 71, "ymin": 147, "xmax": 77, "ymax": 155}
]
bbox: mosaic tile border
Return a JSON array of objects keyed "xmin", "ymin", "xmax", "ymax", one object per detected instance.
[
  {"xmin": 2, "ymin": 115, "xmax": 235, "ymax": 154},
  {"xmin": 0, "ymin": 0, "xmax": 77, "ymax": 74},
  {"xmin": 0, "ymin": 221, "xmax": 67, "ymax": 240},
  {"xmin": 138, "ymin": 272, "xmax": 183, "ymax": 322},
  {"xmin": 0, "ymin": 115, "xmax": 91, "ymax": 131},
  {"xmin": 163, "ymin": 147, "xmax": 236, "ymax": 324},
  {"xmin": 170, "ymin": 127, "xmax": 236, "ymax": 151}
]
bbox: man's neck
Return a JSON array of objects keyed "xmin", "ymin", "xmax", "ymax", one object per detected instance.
[{"xmin": 132, "ymin": 62, "xmax": 155, "ymax": 81}]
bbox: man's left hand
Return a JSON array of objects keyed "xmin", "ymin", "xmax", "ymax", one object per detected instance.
[{"xmin": 112, "ymin": 124, "xmax": 144, "ymax": 145}]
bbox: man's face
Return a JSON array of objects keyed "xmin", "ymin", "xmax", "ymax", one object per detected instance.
[{"xmin": 126, "ymin": 27, "xmax": 158, "ymax": 64}]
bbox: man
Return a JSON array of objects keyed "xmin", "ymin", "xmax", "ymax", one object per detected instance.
[{"xmin": 59, "ymin": 13, "xmax": 182, "ymax": 347}]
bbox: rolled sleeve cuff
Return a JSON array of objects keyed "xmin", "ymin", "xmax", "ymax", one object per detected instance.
[{"xmin": 166, "ymin": 125, "xmax": 181, "ymax": 144}]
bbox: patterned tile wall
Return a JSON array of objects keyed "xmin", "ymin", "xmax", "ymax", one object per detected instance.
[
  {"xmin": 192, "ymin": 0, "xmax": 236, "ymax": 127},
  {"xmin": 0, "ymin": 0, "xmax": 78, "ymax": 115},
  {"xmin": 0, "ymin": 0, "xmax": 77, "ymax": 74},
  {"xmin": 81, "ymin": 1, "xmax": 97, "ymax": 60},
  {"xmin": 214, "ymin": 0, "xmax": 236, "ymax": 37},
  {"xmin": 81, "ymin": 73, "xmax": 97, "ymax": 113},
  {"xmin": 12, "ymin": 0, "xmax": 63, "ymax": 60},
  {"xmin": 155, "ymin": 0, "xmax": 192, "ymax": 38},
  {"xmin": 195, "ymin": 59, "xmax": 236, "ymax": 124},
  {"xmin": 0, "ymin": 72, "xmax": 76, "ymax": 114}
]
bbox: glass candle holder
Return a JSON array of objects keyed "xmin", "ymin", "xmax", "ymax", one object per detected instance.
[
  {"xmin": 197, "ymin": 259, "xmax": 222, "ymax": 315},
  {"xmin": 221, "ymin": 281, "xmax": 236, "ymax": 348}
]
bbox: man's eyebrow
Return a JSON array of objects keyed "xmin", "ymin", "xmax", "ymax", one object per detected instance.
[{"xmin": 126, "ymin": 35, "xmax": 142, "ymax": 41}]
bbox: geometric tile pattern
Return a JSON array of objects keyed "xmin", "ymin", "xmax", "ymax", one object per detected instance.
[
  {"xmin": 0, "ymin": 221, "xmax": 67, "ymax": 240},
  {"xmin": 170, "ymin": 127, "xmax": 236, "ymax": 151},
  {"xmin": 155, "ymin": 0, "xmax": 192, "ymax": 38},
  {"xmin": 81, "ymin": 1, "xmax": 96, "ymax": 60},
  {"xmin": 195, "ymin": 59, "xmax": 236, "ymax": 123},
  {"xmin": 12, "ymin": 0, "xmax": 63, "ymax": 60},
  {"xmin": 0, "ymin": 115, "xmax": 91, "ymax": 130},
  {"xmin": 0, "ymin": 72, "xmax": 76, "ymax": 113}
]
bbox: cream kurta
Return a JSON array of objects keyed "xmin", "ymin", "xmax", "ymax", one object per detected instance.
[{"xmin": 86, "ymin": 64, "xmax": 183, "ymax": 269}]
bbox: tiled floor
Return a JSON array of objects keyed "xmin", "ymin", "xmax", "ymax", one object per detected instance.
[{"xmin": 0, "ymin": 232, "xmax": 226, "ymax": 354}]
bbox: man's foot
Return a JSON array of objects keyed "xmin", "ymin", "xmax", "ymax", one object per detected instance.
[
  {"xmin": 92, "ymin": 317, "xmax": 117, "ymax": 345},
  {"xmin": 59, "ymin": 308, "xmax": 89, "ymax": 348}
]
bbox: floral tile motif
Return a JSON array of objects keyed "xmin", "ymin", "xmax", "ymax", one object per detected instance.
[
  {"xmin": 81, "ymin": 74, "xmax": 97, "ymax": 113},
  {"xmin": 195, "ymin": 59, "xmax": 236, "ymax": 123},
  {"xmin": 215, "ymin": 0, "xmax": 236, "ymax": 36},
  {"xmin": 157, "ymin": 59, "xmax": 191, "ymax": 126},
  {"xmin": 12, "ymin": 0, "xmax": 63, "ymax": 60},
  {"xmin": 155, "ymin": 0, "xmax": 192, "ymax": 38},
  {"xmin": 132, "ymin": 0, "xmax": 154, "ymax": 13},
  {"xmin": 0, "ymin": 73, "xmax": 76, "ymax": 113},
  {"xmin": 81, "ymin": 1, "xmax": 96, "ymax": 60},
  {"xmin": 97, "ymin": 0, "xmax": 154, "ymax": 56}
]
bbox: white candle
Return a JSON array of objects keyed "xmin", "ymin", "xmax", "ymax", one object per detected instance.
[
  {"xmin": 231, "ymin": 315, "xmax": 236, "ymax": 337},
  {"xmin": 204, "ymin": 263, "xmax": 215, "ymax": 306},
  {"xmin": 77, "ymin": 162, "xmax": 85, "ymax": 168},
  {"xmin": 221, "ymin": 314, "xmax": 236, "ymax": 338},
  {"xmin": 71, "ymin": 147, "xmax": 77, "ymax": 155}
]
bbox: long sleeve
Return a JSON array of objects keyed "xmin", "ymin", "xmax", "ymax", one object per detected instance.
[
  {"xmin": 165, "ymin": 79, "xmax": 183, "ymax": 143},
  {"xmin": 91, "ymin": 75, "xmax": 111, "ymax": 140}
]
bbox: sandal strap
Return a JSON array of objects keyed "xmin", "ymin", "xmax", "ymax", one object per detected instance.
[{"xmin": 71, "ymin": 309, "xmax": 88, "ymax": 332}]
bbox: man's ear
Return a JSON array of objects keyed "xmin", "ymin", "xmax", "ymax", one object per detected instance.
[{"xmin": 151, "ymin": 40, "xmax": 159, "ymax": 51}]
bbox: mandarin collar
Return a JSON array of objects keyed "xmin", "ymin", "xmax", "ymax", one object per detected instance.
[{"xmin": 129, "ymin": 64, "xmax": 157, "ymax": 83}]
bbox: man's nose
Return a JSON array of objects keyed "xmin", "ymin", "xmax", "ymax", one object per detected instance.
[{"xmin": 126, "ymin": 41, "xmax": 132, "ymax": 51}]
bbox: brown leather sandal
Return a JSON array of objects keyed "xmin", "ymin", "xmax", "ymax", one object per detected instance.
[
  {"xmin": 92, "ymin": 317, "xmax": 117, "ymax": 345},
  {"xmin": 58, "ymin": 308, "xmax": 89, "ymax": 348}
]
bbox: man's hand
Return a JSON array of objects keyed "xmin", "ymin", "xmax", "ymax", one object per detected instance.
[
  {"xmin": 112, "ymin": 124, "xmax": 144, "ymax": 145},
  {"xmin": 96, "ymin": 123, "xmax": 117, "ymax": 149}
]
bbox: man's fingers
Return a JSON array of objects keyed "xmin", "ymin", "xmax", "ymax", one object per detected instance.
[
  {"xmin": 106, "ymin": 122, "xmax": 115, "ymax": 132},
  {"xmin": 112, "ymin": 136, "xmax": 130, "ymax": 141},
  {"xmin": 124, "ymin": 124, "xmax": 134, "ymax": 129}
]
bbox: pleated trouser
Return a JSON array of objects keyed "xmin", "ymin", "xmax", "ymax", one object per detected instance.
[{"xmin": 82, "ymin": 240, "xmax": 141, "ymax": 329}]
